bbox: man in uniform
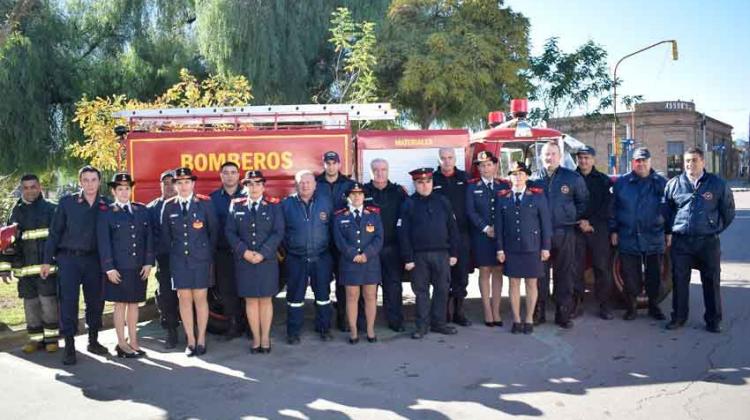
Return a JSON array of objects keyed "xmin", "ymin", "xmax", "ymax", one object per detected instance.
[
  {"xmin": 147, "ymin": 169, "xmax": 180, "ymax": 348},
  {"xmin": 282, "ymin": 170, "xmax": 335, "ymax": 344},
  {"xmin": 664, "ymin": 147, "xmax": 735, "ymax": 332},
  {"xmin": 574, "ymin": 146, "xmax": 615, "ymax": 320},
  {"xmin": 398, "ymin": 167, "xmax": 460, "ymax": 339},
  {"xmin": 0, "ymin": 174, "xmax": 59, "ymax": 353},
  {"xmin": 209, "ymin": 161, "xmax": 246, "ymax": 340},
  {"xmin": 363, "ymin": 158, "xmax": 409, "ymax": 332},
  {"xmin": 432, "ymin": 147, "xmax": 472, "ymax": 327},
  {"xmin": 610, "ymin": 148, "xmax": 669, "ymax": 321},
  {"xmin": 41, "ymin": 165, "xmax": 111, "ymax": 365},
  {"xmin": 315, "ymin": 151, "xmax": 356, "ymax": 332},
  {"xmin": 530, "ymin": 141, "xmax": 588, "ymax": 328}
]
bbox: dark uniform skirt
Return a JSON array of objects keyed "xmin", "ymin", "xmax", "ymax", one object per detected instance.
[
  {"xmin": 504, "ymin": 252, "xmax": 544, "ymax": 279},
  {"xmin": 171, "ymin": 263, "xmax": 212, "ymax": 290},
  {"xmin": 104, "ymin": 269, "xmax": 147, "ymax": 303},
  {"xmin": 472, "ymin": 234, "xmax": 500, "ymax": 267},
  {"xmin": 235, "ymin": 260, "xmax": 279, "ymax": 298},
  {"xmin": 338, "ymin": 261, "xmax": 381, "ymax": 286}
]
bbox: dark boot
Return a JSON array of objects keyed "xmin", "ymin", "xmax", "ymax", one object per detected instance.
[
  {"xmin": 222, "ymin": 318, "xmax": 242, "ymax": 341},
  {"xmin": 623, "ymin": 301, "xmax": 637, "ymax": 321},
  {"xmin": 648, "ymin": 305, "xmax": 666, "ymax": 321},
  {"xmin": 555, "ymin": 305, "xmax": 573, "ymax": 329},
  {"xmin": 87, "ymin": 330, "xmax": 108, "ymax": 355},
  {"xmin": 452, "ymin": 297, "xmax": 472, "ymax": 327},
  {"xmin": 165, "ymin": 328, "xmax": 178, "ymax": 349},
  {"xmin": 533, "ymin": 300, "xmax": 546, "ymax": 325},
  {"xmin": 62, "ymin": 336, "xmax": 77, "ymax": 365}
]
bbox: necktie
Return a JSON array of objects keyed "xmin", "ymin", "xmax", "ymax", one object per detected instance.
[
  {"xmin": 251, "ymin": 202, "xmax": 258, "ymax": 215},
  {"xmin": 181, "ymin": 201, "xmax": 188, "ymax": 216},
  {"xmin": 515, "ymin": 192, "xmax": 522, "ymax": 207},
  {"xmin": 354, "ymin": 209, "xmax": 361, "ymax": 224}
]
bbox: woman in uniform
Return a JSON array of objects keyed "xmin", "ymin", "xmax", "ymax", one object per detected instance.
[
  {"xmin": 495, "ymin": 162, "xmax": 551, "ymax": 334},
  {"xmin": 333, "ymin": 183, "xmax": 383, "ymax": 344},
  {"xmin": 466, "ymin": 151, "xmax": 509, "ymax": 327},
  {"xmin": 97, "ymin": 173, "xmax": 154, "ymax": 357},
  {"xmin": 161, "ymin": 167, "xmax": 218, "ymax": 356},
  {"xmin": 225, "ymin": 171, "xmax": 284, "ymax": 354}
]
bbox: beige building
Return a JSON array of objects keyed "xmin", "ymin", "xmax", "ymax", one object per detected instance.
[{"xmin": 549, "ymin": 100, "xmax": 735, "ymax": 178}]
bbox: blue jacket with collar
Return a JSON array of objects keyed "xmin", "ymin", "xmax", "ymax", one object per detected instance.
[
  {"xmin": 281, "ymin": 194, "xmax": 333, "ymax": 258},
  {"xmin": 530, "ymin": 166, "xmax": 588, "ymax": 229},
  {"xmin": 664, "ymin": 171, "xmax": 735, "ymax": 236},
  {"xmin": 610, "ymin": 170, "xmax": 669, "ymax": 255}
]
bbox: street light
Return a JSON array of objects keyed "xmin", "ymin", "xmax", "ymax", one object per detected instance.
[{"xmin": 611, "ymin": 40, "xmax": 678, "ymax": 174}]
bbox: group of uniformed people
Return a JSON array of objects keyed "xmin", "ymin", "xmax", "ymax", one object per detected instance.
[{"xmin": 0, "ymin": 142, "xmax": 735, "ymax": 365}]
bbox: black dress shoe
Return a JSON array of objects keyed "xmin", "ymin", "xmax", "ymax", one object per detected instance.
[
  {"xmin": 250, "ymin": 346, "xmax": 261, "ymax": 354},
  {"xmin": 484, "ymin": 322, "xmax": 495, "ymax": 327},
  {"xmin": 599, "ymin": 307, "xmax": 614, "ymax": 320},
  {"xmin": 523, "ymin": 323, "xmax": 534, "ymax": 334},
  {"xmin": 367, "ymin": 336, "xmax": 377, "ymax": 343},
  {"xmin": 411, "ymin": 330, "xmax": 426, "ymax": 340},
  {"xmin": 133, "ymin": 348, "xmax": 147, "ymax": 358},
  {"xmin": 185, "ymin": 345, "xmax": 196, "ymax": 357},
  {"xmin": 287, "ymin": 335, "xmax": 301, "ymax": 345},
  {"xmin": 348, "ymin": 337, "xmax": 359, "ymax": 345},
  {"xmin": 511, "ymin": 322, "xmax": 523, "ymax": 334},
  {"xmin": 706, "ymin": 322, "xmax": 722, "ymax": 333},
  {"xmin": 320, "ymin": 330, "xmax": 334, "ymax": 341},
  {"xmin": 493, "ymin": 321, "xmax": 504, "ymax": 327},
  {"xmin": 648, "ymin": 306, "xmax": 667, "ymax": 321},
  {"xmin": 556, "ymin": 319, "xmax": 574, "ymax": 329},
  {"xmin": 165, "ymin": 328, "xmax": 178, "ymax": 349},
  {"xmin": 666, "ymin": 319, "xmax": 686, "ymax": 330},
  {"xmin": 62, "ymin": 336, "xmax": 77, "ymax": 366},
  {"xmin": 388, "ymin": 323, "xmax": 406, "ymax": 333},
  {"xmin": 623, "ymin": 309, "xmax": 637, "ymax": 321},
  {"xmin": 115, "ymin": 345, "xmax": 138, "ymax": 359},
  {"xmin": 195, "ymin": 344, "xmax": 207, "ymax": 355},
  {"xmin": 430, "ymin": 325, "xmax": 457, "ymax": 335}
]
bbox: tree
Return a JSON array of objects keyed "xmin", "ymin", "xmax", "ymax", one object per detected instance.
[
  {"xmin": 377, "ymin": 0, "xmax": 530, "ymax": 129},
  {"xmin": 526, "ymin": 38, "xmax": 616, "ymax": 124},
  {"xmin": 70, "ymin": 69, "xmax": 252, "ymax": 171}
]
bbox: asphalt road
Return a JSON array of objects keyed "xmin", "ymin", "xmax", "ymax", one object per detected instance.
[{"xmin": 1, "ymin": 192, "xmax": 749, "ymax": 420}]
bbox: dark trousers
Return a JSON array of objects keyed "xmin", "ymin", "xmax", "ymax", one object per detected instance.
[
  {"xmin": 380, "ymin": 243, "xmax": 404, "ymax": 325},
  {"xmin": 619, "ymin": 252, "xmax": 662, "ymax": 306},
  {"xmin": 57, "ymin": 254, "xmax": 104, "ymax": 337},
  {"xmin": 285, "ymin": 253, "xmax": 333, "ymax": 336},
  {"xmin": 671, "ymin": 234, "xmax": 722, "ymax": 324},
  {"xmin": 215, "ymin": 249, "xmax": 240, "ymax": 319},
  {"xmin": 540, "ymin": 228, "xmax": 576, "ymax": 310},
  {"xmin": 411, "ymin": 251, "xmax": 450, "ymax": 330},
  {"xmin": 574, "ymin": 225, "xmax": 613, "ymax": 307},
  {"xmin": 155, "ymin": 255, "xmax": 179, "ymax": 329},
  {"xmin": 449, "ymin": 231, "xmax": 470, "ymax": 298}
]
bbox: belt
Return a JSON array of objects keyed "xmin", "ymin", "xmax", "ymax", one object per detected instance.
[{"xmin": 59, "ymin": 249, "xmax": 95, "ymax": 257}]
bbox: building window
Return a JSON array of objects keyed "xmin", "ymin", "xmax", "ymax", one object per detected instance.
[{"xmin": 667, "ymin": 141, "xmax": 684, "ymax": 178}]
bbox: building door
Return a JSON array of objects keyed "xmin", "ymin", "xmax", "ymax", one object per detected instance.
[{"xmin": 667, "ymin": 141, "xmax": 684, "ymax": 178}]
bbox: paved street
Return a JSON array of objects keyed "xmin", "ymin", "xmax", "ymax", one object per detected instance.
[{"xmin": 1, "ymin": 192, "xmax": 748, "ymax": 420}]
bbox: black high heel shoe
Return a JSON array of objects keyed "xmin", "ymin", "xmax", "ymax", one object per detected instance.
[
  {"xmin": 484, "ymin": 322, "xmax": 494, "ymax": 327},
  {"xmin": 250, "ymin": 346, "xmax": 261, "ymax": 354},
  {"xmin": 493, "ymin": 320, "xmax": 504, "ymax": 327},
  {"xmin": 260, "ymin": 345, "xmax": 271, "ymax": 354},
  {"xmin": 366, "ymin": 336, "xmax": 377, "ymax": 343},
  {"xmin": 115, "ymin": 345, "xmax": 138, "ymax": 358},
  {"xmin": 348, "ymin": 336, "xmax": 359, "ymax": 345},
  {"xmin": 185, "ymin": 345, "xmax": 196, "ymax": 357},
  {"xmin": 195, "ymin": 344, "xmax": 207, "ymax": 355}
]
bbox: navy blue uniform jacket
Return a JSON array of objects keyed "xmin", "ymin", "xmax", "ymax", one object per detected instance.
[
  {"xmin": 530, "ymin": 166, "xmax": 588, "ymax": 229},
  {"xmin": 610, "ymin": 170, "xmax": 669, "ymax": 255},
  {"xmin": 333, "ymin": 206, "xmax": 383, "ymax": 274},
  {"xmin": 44, "ymin": 193, "xmax": 112, "ymax": 263},
  {"xmin": 97, "ymin": 202, "xmax": 155, "ymax": 272},
  {"xmin": 281, "ymin": 194, "xmax": 333, "ymax": 258},
  {"xmin": 664, "ymin": 171, "xmax": 735, "ymax": 236},
  {"xmin": 494, "ymin": 188, "xmax": 552, "ymax": 253},
  {"xmin": 397, "ymin": 193, "xmax": 460, "ymax": 263},
  {"xmin": 225, "ymin": 196, "xmax": 285, "ymax": 261},
  {"xmin": 160, "ymin": 195, "xmax": 218, "ymax": 268}
]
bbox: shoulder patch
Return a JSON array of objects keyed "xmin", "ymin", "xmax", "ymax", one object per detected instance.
[
  {"xmin": 364, "ymin": 205, "xmax": 380, "ymax": 214},
  {"xmin": 165, "ymin": 196, "xmax": 179, "ymax": 203},
  {"xmin": 132, "ymin": 201, "xmax": 145, "ymax": 207},
  {"xmin": 495, "ymin": 178, "xmax": 511, "ymax": 186},
  {"xmin": 264, "ymin": 195, "xmax": 280, "ymax": 204},
  {"xmin": 195, "ymin": 194, "xmax": 210, "ymax": 201},
  {"xmin": 529, "ymin": 187, "xmax": 544, "ymax": 194},
  {"xmin": 497, "ymin": 189, "xmax": 512, "ymax": 197}
]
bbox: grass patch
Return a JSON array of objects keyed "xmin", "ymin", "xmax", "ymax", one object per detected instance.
[{"xmin": 0, "ymin": 272, "xmax": 159, "ymax": 331}]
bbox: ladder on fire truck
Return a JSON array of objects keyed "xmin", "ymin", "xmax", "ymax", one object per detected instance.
[{"xmin": 113, "ymin": 103, "xmax": 397, "ymax": 130}]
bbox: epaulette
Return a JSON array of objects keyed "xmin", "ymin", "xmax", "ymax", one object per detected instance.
[
  {"xmin": 132, "ymin": 201, "xmax": 145, "ymax": 207},
  {"xmin": 495, "ymin": 178, "xmax": 511, "ymax": 186},
  {"xmin": 497, "ymin": 189, "xmax": 512, "ymax": 197},
  {"xmin": 232, "ymin": 196, "xmax": 248, "ymax": 205},
  {"xmin": 263, "ymin": 196, "xmax": 280, "ymax": 204},
  {"xmin": 195, "ymin": 194, "xmax": 210, "ymax": 201},
  {"xmin": 364, "ymin": 205, "xmax": 380, "ymax": 215},
  {"xmin": 334, "ymin": 207, "xmax": 349, "ymax": 216},
  {"xmin": 529, "ymin": 187, "xmax": 544, "ymax": 194},
  {"xmin": 468, "ymin": 178, "xmax": 481, "ymax": 184},
  {"xmin": 165, "ymin": 196, "xmax": 179, "ymax": 203}
]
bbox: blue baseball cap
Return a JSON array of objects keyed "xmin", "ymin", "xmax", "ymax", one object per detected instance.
[
  {"xmin": 576, "ymin": 145, "xmax": 596, "ymax": 156},
  {"xmin": 632, "ymin": 148, "xmax": 651, "ymax": 160}
]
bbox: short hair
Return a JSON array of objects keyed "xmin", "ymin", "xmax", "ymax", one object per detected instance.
[
  {"xmin": 685, "ymin": 147, "xmax": 704, "ymax": 158},
  {"xmin": 220, "ymin": 161, "xmax": 239, "ymax": 172},
  {"xmin": 78, "ymin": 165, "xmax": 101, "ymax": 180},
  {"xmin": 20, "ymin": 174, "xmax": 39, "ymax": 183},
  {"xmin": 370, "ymin": 158, "xmax": 389, "ymax": 170},
  {"xmin": 294, "ymin": 169, "xmax": 314, "ymax": 184},
  {"xmin": 438, "ymin": 147, "xmax": 455, "ymax": 157},
  {"xmin": 542, "ymin": 141, "xmax": 561, "ymax": 152}
]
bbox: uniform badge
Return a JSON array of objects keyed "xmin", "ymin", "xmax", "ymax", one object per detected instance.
[
  {"xmin": 193, "ymin": 220, "xmax": 204, "ymax": 229},
  {"xmin": 560, "ymin": 185, "xmax": 570, "ymax": 194},
  {"xmin": 366, "ymin": 224, "xmax": 375, "ymax": 233},
  {"xmin": 702, "ymin": 192, "xmax": 713, "ymax": 201},
  {"xmin": 319, "ymin": 212, "xmax": 328, "ymax": 221}
]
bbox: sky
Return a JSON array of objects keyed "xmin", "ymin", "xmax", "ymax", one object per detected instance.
[{"xmin": 505, "ymin": 0, "xmax": 750, "ymax": 140}]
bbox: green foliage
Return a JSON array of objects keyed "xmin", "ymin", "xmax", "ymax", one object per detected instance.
[
  {"xmin": 377, "ymin": 0, "xmax": 530, "ymax": 129},
  {"xmin": 526, "ymin": 38, "xmax": 615, "ymax": 123}
]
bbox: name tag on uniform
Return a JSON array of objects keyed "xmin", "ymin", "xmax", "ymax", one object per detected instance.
[
  {"xmin": 396, "ymin": 219, "xmax": 402, "ymax": 227},
  {"xmin": 235, "ymin": 212, "xmax": 246, "ymax": 215},
  {"xmin": 457, "ymin": 182, "xmax": 464, "ymax": 185},
  {"xmin": 340, "ymin": 219, "xmax": 350, "ymax": 224},
  {"xmin": 364, "ymin": 197, "xmax": 373, "ymax": 201},
  {"xmin": 433, "ymin": 185, "xmax": 443, "ymax": 189},
  {"xmin": 473, "ymin": 190, "xmax": 483, "ymax": 194},
  {"xmin": 169, "ymin": 213, "xmax": 179, "ymax": 218}
]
